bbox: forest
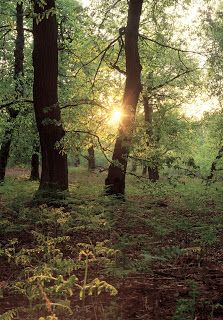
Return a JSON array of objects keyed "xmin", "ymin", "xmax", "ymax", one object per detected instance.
[{"xmin": 0, "ymin": 0, "xmax": 223, "ymax": 319}]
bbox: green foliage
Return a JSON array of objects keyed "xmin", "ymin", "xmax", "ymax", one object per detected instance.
[
  {"xmin": 1, "ymin": 0, "xmax": 223, "ymax": 318},
  {"xmin": 0, "ymin": 309, "xmax": 18, "ymax": 320},
  {"xmin": 0, "ymin": 233, "xmax": 117, "ymax": 319}
]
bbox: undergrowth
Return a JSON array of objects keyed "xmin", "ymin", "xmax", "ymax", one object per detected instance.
[{"xmin": 0, "ymin": 172, "xmax": 222, "ymax": 319}]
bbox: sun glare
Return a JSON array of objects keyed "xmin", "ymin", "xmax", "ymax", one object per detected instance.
[
  {"xmin": 109, "ymin": 109, "xmax": 122, "ymax": 126},
  {"xmin": 182, "ymin": 95, "xmax": 219, "ymax": 119},
  {"xmin": 81, "ymin": 0, "xmax": 90, "ymax": 7}
]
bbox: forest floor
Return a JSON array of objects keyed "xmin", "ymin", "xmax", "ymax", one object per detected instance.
[{"xmin": 0, "ymin": 167, "xmax": 223, "ymax": 320}]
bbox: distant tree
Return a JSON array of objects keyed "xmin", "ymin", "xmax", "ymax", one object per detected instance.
[
  {"xmin": 30, "ymin": 142, "xmax": 40, "ymax": 181},
  {"xmin": 87, "ymin": 145, "xmax": 96, "ymax": 170},
  {"xmin": 33, "ymin": 0, "xmax": 68, "ymax": 191},
  {"xmin": 142, "ymin": 93, "xmax": 159, "ymax": 182}
]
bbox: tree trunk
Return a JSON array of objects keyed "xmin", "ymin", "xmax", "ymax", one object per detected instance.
[
  {"xmin": 143, "ymin": 94, "xmax": 159, "ymax": 182},
  {"xmin": 87, "ymin": 145, "xmax": 96, "ymax": 170},
  {"xmin": 131, "ymin": 159, "xmax": 137, "ymax": 172},
  {"xmin": 0, "ymin": 127, "xmax": 13, "ymax": 181},
  {"xmin": 0, "ymin": 2, "xmax": 24, "ymax": 182},
  {"xmin": 142, "ymin": 163, "xmax": 147, "ymax": 175},
  {"xmin": 207, "ymin": 145, "xmax": 223, "ymax": 182},
  {"xmin": 148, "ymin": 166, "xmax": 159, "ymax": 182},
  {"xmin": 105, "ymin": 0, "xmax": 143, "ymax": 195},
  {"xmin": 30, "ymin": 144, "xmax": 40, "ymax": 181},
  {"xmin": 33, "ymin": 0, "xmax": 68, "ymax": 191},
  {"xmin": 74, "ymin": 156, "xmax": 80, "ymax": 167}
]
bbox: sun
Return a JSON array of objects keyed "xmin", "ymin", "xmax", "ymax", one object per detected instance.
[{"xmin": 109, "ymin": 109, "xmax": 122, "ymax": 126}]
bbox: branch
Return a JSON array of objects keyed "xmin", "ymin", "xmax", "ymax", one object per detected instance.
[
  {"xmin": 114, "ymin": 35, "xmax": 124, "ymax": 66},
  {"xmin": 149, "ymin": 69, "xmax": 195, "ymax": 91},
  {"xmin": 0, "ymin": 25, "xmax": 11, "ymax": 30},
  {"xmin": 0, "ymin": 99, "xmax": 33, "ymax": 110},
  {"xmin": 23, "ymin": 28, "xmax": 33, "ymax": 33},
  {"xmin": 139, "ymin": 34, "xmax": 206, "ymax": 56},
  {"xmin": 91, "ymin": 35, "xmax": 122, "ymax": 88},
  {"xmin": 110, "ymin": 63, "xmax": 126, "ymax": 75},
  {"xmin": 66, "ymin": 130, "xmax": 112, "ymax": 164},
  {"xmin": 74, "ymin": 35, "xmax": 121, "ymax": 78},
  {"xmin": 178, "ymin": 50, "xmax": 189, "ymax": 70},
  {"xmin": 98, "ymin": 0, "xmax": 121, "ymax": 29},
  {"xmin": 0, "ymin": 29, "xmax": 11, "ymax": 40},
  {"xmin": 92, "ymin": 49, "xmax": 108, "ymax": 89}
]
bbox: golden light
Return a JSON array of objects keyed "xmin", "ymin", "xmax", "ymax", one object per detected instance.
[{"xmin": 109, "ymin": 109, "xmax": 122, "ymax": 126}]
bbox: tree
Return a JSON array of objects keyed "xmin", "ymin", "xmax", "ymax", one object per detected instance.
[
  {"xmin": 0, "ymin": 2, "xmax": 24, "ymax": 182},
  {"xmin": 30, "ymin": 143, "xmax": 40, "ymax": 181},
  {"xmin": 87, "ymin": 144, "xmax": 96, "ymax": 170},
  {"xmin": 33, "ymin": 0, "xmax": 68, "ymax": 191},
  {"xmin": 105, "ymin": 0, "xmax": 143, "ymax": 196},
  {"xmin": 142, "ymin": 93, "xmax": 159, "ymax": 181}
]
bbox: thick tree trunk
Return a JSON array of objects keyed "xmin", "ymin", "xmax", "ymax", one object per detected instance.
[
  {"xmin": 30, "ymin": 144, "xmax": 40, "ymax": 181},
  {"xmin": 0, "ymin": 2, "xmax": 24, "ymax": 182},
  {"xmin": 105, "ymin": 0, "xmax": 143, "ymax": 195},
  {"xmin": 33, "ymin": 0, "xmax": 68, "ymax": 191},
  {"xmin": 87, "ymin": 145, "xmax": 96, "ymax": 170},
  {"xmin": 143, "ymin": 94, "xmax": 159, "ymax": 182}
]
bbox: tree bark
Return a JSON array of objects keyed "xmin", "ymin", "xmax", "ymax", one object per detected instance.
[
  {"xmin": 87, "ymin": 145, "xmax": 96, "ymax": 170},
  {"xmin": 105, "ymin": 0, "xmax": 143, "ymax": 195},
  {"xmin": 143, "ymin": 94, "xmax": 159, "ymax": 182},
  {"xmin": 33, "ymin": 0, "xmax": 68, "ymax": 191},
  {"xmin": 0, "ymin": 2, "xmax": 24, "ymax": 182},
  {"xmin": 30, "ymin": 144, "xmax": 40, "ymax": 181}
]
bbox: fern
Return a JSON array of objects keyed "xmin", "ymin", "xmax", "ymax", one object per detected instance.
[{"xmin": 0, "ymin": 309, "xmax": 17, "ymax": 320}]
